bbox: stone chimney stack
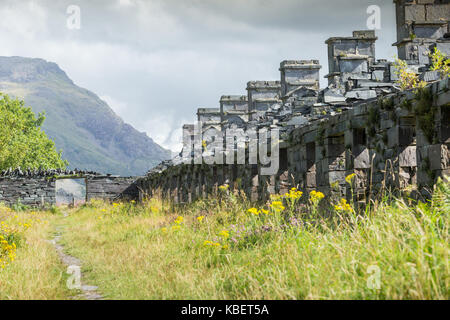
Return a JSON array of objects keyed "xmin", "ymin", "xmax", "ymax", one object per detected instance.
[
  {"xmin": 196, "ymin": 108, "xmax": 221, "ymax": 124},
  {"xmin": 220, "ymin": 95, "xmax": 249, "ymax": 124},
  {"xmin": 279, "ymin": 60, "xmax": 321, "ymax": 98},
  {"xmin": 220, "ymin": 95, "xmax": 248, "ymax": 114},
  {"xmin": 393, "ymin": 0, "xmax": 450, "ymax": 64},
  {"xmin": 325, "ymin": 30, "xmax": 378, "ymax": 88},
  {"xmin": 246, "ymin": 80, "xmax": 281, "ymax": 115}
]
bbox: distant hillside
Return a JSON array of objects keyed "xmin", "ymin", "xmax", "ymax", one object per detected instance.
[{"xmin": 0, "ymin": 57, "xmax": 171, "ymax": 176}]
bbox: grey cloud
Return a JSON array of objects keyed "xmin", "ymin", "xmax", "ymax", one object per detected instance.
[{"xmin": 0, "ymin": 0, "xmax": 398, "ymax": 151}]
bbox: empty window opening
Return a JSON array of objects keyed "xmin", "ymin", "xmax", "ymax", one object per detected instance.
[
  {"xmin": 353, "ymin": 128, "xmax": 367, "ymax": 146},
  {"xmin": 306, "ymin": 142, "xmax": 316, "ymax": 170},
  {"xmin": 279, "ymin": 148, "xmax": 288, "ymax": 171},
  {"xmin": 55, "ymin": 178, "xmax": 87, "ymax": 207}
]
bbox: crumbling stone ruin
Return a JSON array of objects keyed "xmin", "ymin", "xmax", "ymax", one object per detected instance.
[
  {"xmin": 0, "ymin": 1, "xmax": 448, "ymax": 208},
  {"xmin": 137, "ymin": 0, "xmax": 450, "ymax": 204},
  {"xmin": 0, "ymin": 168, "xmax": 138, "ymax": 206}
]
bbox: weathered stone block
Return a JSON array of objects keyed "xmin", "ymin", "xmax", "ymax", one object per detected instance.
[
  {"xmin": 387, "ymin": 126, "xmax": 399, "ymax": 148},
  {"xmin": 354, "ymin": 148, "xmax": 371, "ymax": 169},
  {"xmin": 404, "ymin": 4, "xmax": 426, "ymax": 22},
  {"xmin": 306, "ymin": 172, "xmax": 317, "ymax": 188},
  {"xmin": 429, "ymin": 144, "xmax": 448, "ymax": 170},
  {"xmin": 399, "ymin": 146, "xmax": 417, "ymax": 167},
  {"xmin": 328, "ymin": 170, "xmax": 346, "ymax": 184},
  {"xmin": 426, "ymin": 4, "xmax": 450, "ymax": 22}
]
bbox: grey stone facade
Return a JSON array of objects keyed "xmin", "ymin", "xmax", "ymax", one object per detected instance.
[
  {"xmin": 0, "ymin": 175, "xmax": 56, "ymax": 207},
  {"xmin": 86, "ymin": 176, "xmax": 139, "ymax": 202},
  {"xmin": 394, "ymin": 0, "xmax": 450, "ymax": 64},
  {"xmin": 0, "ymin": 169, "xmax": 139, "ymax": 207}
]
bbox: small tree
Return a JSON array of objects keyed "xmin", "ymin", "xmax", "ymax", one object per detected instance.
[
  {"xmin": 430, "ymin": 47, "xmax": 450, "ymax": 79},
  {"xmin": 393, "ymin": 48, "xmax": 449, "ymax": 91},
  {"xmin": 0, "ymin": 93, "xmax": 68, "ymax": 171},
  {"xmin": 392, "ymin": 58, "xmax": 426, "ymax": 91}
]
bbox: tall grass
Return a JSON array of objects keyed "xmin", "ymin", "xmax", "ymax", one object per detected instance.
[
  {"xmin": 57, "ymin": 180, "xmax": 449, "ymax": 300},
  {"xmin": 0, "ymin": 206, "xmax": 71, "ymax": 300}
]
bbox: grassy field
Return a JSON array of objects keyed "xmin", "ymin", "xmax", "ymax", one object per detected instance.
[
  {"xmin": 0, "ymin": 206, "xmax": 72, "ymax": 299},
  {"xmin": 0, "ymin": 179, "xmax": 449, "ymax": 300}
]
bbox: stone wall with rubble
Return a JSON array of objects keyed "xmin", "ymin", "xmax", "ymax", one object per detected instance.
[
  {"xmin": 86, "ymin": 176, "xmax": 139, "ymax": 202},
  {"xmin": 0, "ymin": 169, "xmax": 140, "ymax": 207},
  {"xmin": 1, "ymin": 1, "xmax": 449, "ymax": 207},
  {"xmin": 137, "ymin": 0, "xmax": 450, "ymax": 204},
  {"xmin": 137, "ymin": 79, "xmax": 449, "ymax": 204},
  {"xmin": 0, "ymin": 173, "xmax": 56, "ymax": 207}
]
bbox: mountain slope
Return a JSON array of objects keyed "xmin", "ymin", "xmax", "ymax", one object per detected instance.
[{"xmin": 0, "ymin": 56, "xmax": 170, "ymax": 176}]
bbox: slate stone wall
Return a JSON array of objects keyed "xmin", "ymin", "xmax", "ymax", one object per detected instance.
[
  {"xmin": 0, "ymin": 169, "xmax": 140, "ymax": 207},
  {"xmin": 136, "ymin": 79, "xmax": 450, "ymax": 204},
  {"xmin": 0, "ymin": 176, "xmax": 56, "ymax": 207},
  {"xmin": 86, "ymin": 176, "xmax": 139, "ymax": 202}
]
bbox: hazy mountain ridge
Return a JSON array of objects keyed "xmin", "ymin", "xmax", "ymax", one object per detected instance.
[{"xmin": 0, "ymin": 56, "xmax": 171, "ymax": 176}]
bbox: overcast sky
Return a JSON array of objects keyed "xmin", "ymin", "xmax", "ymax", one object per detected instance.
[{"xmin": 0, "ymin": 0, "xmax": 397, "ymax": 153}]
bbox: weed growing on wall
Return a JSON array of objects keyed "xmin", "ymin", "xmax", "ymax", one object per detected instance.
[
  {"xmin": 430, "ymin": 47, "xmax": 450, "ymax": 79},
  {"xmin": 393, "ymin": 59, "xmax": 426, "ymax": 91}
]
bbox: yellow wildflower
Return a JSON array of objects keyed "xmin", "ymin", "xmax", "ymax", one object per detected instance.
[
  {"xmin": 334, "ymin": 198, "xmax": 354, "ymax": 213},
  {"xmin": 285, "ymin": 187, "xmax": 303, "ymax": 200},
  {"xmin": 197, "ymin": 216, "xmax": 205, "ymax": 222},
  {"xmin": 219, "ymin": 184, "xmax": 229, "ymax": 192},
  {"xmin": 248, "ymin": 208, "xmax": 260, "ymax": 216},
  {"xmin": 270, "ymin": 201, "xmax": 285, "ymax": 212},
  {"xmin": 203, "ymin": 240, "xmax": 213, "ymax": 247},
  {"xmin": 203, "ymin": 240, "xmax": 221, "ymax": 249},
  {"xmin": 150, "ymin": 206, "xmax": 159, "ymax": 213},
  {"xmin": 310, "ymin": 190, "xmax": 325, "ymax": 203},
  {"xmin": 174, "ymin": 216, "xmax": 184, "ymax": 224},
  {"xmin": 219, "ymin": 230, "xmax": 229, "ymax": 239},
  {"xmin": 345, "ymin": 173, "xmax": 356, "ymax": 185},
  {"xmin": 270, "ymin": 194, "xmax": 283, "ymax": 201}
]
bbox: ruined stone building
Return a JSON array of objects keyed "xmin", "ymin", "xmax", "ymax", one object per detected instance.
[
  {"xmin": 1, "ymin": 1, "xmax": 449, "ymax": 207},
  {"xmin": 138, "ymin": 0, "xmax": 450, "ymax": 204}
]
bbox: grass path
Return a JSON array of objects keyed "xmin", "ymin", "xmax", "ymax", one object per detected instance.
[
  {"xmin": 57, "ymin": 205, "xmax": 172, "ymax": 299},
  {"xmin": 50, "ymin": 213, "xmax": 103, "ymax": 300}
]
